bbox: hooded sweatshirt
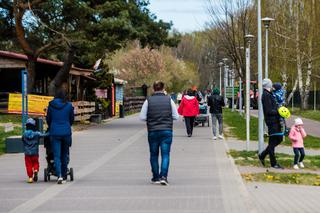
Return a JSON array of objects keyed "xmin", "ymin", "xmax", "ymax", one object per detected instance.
[
  {"xmin": 22, "ymin": 130, "xmax": 47, "ymax": 155},
  {"xmin": 178, "ymin": 95, "xmax": 199, "ymax": 117},
  {"xmin": 46, "ymin": 98, "xmax": 74, "ymax": 136}
]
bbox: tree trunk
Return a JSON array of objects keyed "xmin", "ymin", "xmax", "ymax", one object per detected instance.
[
  {"xmin": 48, "ymin": 47, "xmax": 75, "ymax": 96},
  {"xmin": 26, "ymin": 55, "xmax": 37, "ymax": 93},
  {"xmin": 286, "ymin": 78, "xmax": 298, "ymax": 105}
]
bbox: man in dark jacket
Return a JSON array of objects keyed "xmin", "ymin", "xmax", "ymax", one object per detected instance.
[
  {"xmin": 258, "ymin": 79, "xmax": 283, "ymax": 169},
  {"xmin": 139, "ymin": 81, "xmax": 179, "ymax": 185},
  {"xmin": 46, "ymin": 89, "xmax": 74, "ymax": 184},
  {"xmin": 207, "ymin": 88, "xmax": 225, "ymax": 140}
]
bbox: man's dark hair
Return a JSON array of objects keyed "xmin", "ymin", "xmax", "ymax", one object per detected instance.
[
  {"xmin": 55, "ymin": 88, "xmax": 68, "ymax": 103},
  {"xmin": 153, "ymin": 81, "xmax": 164, "ymax": 92},
  {"xmin": 187, "ymin": 89, "xmax": 194, "ymax": 96}
]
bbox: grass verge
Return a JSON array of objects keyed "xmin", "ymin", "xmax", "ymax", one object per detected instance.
[
  {"xmin": 0, "ymin": 114, "xmax": 22, "ymax": 124},
  {"xmin": 242, "ymin": 172, "xmax": 320, "ymax": 186},
  {"xmin": 223, "ymin": 109, "xmax": 320, "ymax": 149},
  {"xmin": 292, "ymin": 109, "xmax": 320, "ymax": 122},
  {"xmin": 229, "ymin": 149, "xmax": 320, "ymax": 170}
]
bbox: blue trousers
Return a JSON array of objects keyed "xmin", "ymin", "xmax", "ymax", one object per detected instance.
[
  {"xmin": 51, "ymin": 136, "xmax": 71, "ymax": 178},
  {"xmin": 148, "ymin": 130, "xmax": 173, "ymax": 178}
]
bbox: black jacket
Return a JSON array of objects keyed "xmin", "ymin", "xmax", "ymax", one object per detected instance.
[
  {"xmin": 207, "ymin": 94, "xmax": 225, "ymax": 114},
  {"xmin": 262, "ymin": 89, "xmax": 281, "ymax": 135}
]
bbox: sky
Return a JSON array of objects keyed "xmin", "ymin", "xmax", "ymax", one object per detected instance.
[{"xmin": 148, "ymin": 0, "xmax": 213, "ymax": 33}]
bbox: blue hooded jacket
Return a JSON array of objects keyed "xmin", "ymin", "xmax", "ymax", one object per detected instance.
[
  {"xmin": 22, "ymin": 130, "xmax": 47, "ymax": 155},
  {"xmin": 46, "ymin": 98, "xmax": 74, "ymax": 136}
]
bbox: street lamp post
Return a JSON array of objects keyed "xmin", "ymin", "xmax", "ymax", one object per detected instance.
[
  {"xmin": 257, "ymin": 0, "xmax": 264, "ymax": 154},
  {"xmin": 245, "ymin": 34, "xmax": 254, "ymax": 151},
  {"xmin": 262, "ymin": 17, "xmax": 275, "ymax": 79},
  {"xmin": 239, "ymin": 72, "xmax": 242, "ymax": 115},
  {"xmin": 231, "ymin": 69, "xmax": 235, "ymax": 112},
  {"xmin": 219, "ymin": 62, "xmax": 224, "ymax": 95},
  {"xmin": 222, "ymin": 58, "xmax": 228, "ymax": 105}
]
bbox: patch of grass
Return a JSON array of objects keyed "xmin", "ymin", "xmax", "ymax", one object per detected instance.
[
  {"xmin": 0, "ymin": 114, "xmax": 22, "ymax": 124},
  {"xmin": 242, "ymin": 172, "xmax": 320, "ymax": 186},
  {"xmin": 229, "ymin": 149, "xmax": 320, "ymax": 170},
  {"xmin": 292, "ymin": 109, "xmax": 320, "ymax": 122},
  {"xmin": 223, "ymin": 109, "xmax": 320, "ymax": 149},
  {"xmin": 0, "ymin": 126, "xmax": 22, "ymax": 155}
]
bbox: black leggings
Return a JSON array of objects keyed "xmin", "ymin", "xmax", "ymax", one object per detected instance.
[
  {"xmin": 293, "ymin": 148, "xmax": 305, "ymax": 165},
  {"xmin": 184, "ymin": 116, "xmax": 195, "ymax": 135}
]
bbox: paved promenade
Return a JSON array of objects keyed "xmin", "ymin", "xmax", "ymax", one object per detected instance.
[{"xmin": 0, "ymin": 115, "xmax": 256, "ymax": 213}]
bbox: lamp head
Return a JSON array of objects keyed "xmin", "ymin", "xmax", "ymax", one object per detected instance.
[
  {"xmin": 245, "ymin": 34, "xmax": 255, "ymax": 44},
  {"xmin": 262, "ymin": 17, "xmax": 275, "ymax": 28}
]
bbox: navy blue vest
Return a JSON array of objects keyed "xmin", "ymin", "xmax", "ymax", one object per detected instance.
[{"xmin": 147, "ymin": 93, "xmax": 173, "ymax": 131}]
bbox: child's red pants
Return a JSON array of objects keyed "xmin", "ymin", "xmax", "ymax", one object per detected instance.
[{"xmin": 25, "ymin": 155, "xmax": 39, "ymax": 178}]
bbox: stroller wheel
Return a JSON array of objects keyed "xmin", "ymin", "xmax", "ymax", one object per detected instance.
[
  {"xmin": 69, "ymin": 168, "xmax": 74, "ymax": 181},
  {"xmin": 44, "ymin": 168, "xmax": 48, "ymax": 182}
]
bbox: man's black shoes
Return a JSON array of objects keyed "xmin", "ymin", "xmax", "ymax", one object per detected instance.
[
  {"xmin": 160, "ymin": 176, "xmax": 169, "ymax": 186},
  {"xmin": 151, "ymin": 177, "xmax": 160, "ymax": 184},
  {"xmin": 272, "ymin": 164, "xmax": 284, "ymax": 169}
]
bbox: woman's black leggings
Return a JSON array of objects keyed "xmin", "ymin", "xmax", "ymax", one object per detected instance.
[
  {"xmin": 293, "ymin": 148, "xmax": 305, "ymax": 165},
  {"xmin": 184, "ymin": 116, "xmax": 195, "ymax": 135}
]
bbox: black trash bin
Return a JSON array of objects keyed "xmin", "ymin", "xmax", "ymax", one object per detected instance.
[{"xmin": 119, "ymin": 104, "xmax": 125, "ymax": 118}]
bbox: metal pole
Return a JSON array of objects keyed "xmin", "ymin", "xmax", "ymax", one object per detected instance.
[
  {"xmin": 246, "ymin": 45, "xmax": 251, "ymax": 151},
  {"xmin": 265, "ymin": 27, "xmax": 269, "ymax": 79},
  {"xmin": 219, "ymin": 65, "xmax": 222, "ymax": 95},
  {"xmin": 224, "ymin": 65, "xmax": 228, "ymax": 105},
  {"xmin": 232, "ymin": 70, "xmax": 235, "ymax": 112},
  {"xmin": 314, "ymin": 82, "xmax": 317, "ymax": 111},
  {"xmin": 257, "ymin": 0, "xmax": 264, "ymax": 154},
  {"xmin": 239, "ymin": 75, "xmax": 243, "ymax": 115}
]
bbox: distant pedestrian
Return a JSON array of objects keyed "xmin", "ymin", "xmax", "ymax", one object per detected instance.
[
  {"xmin": 177, "ymin": 92, "xmax": 182, "ymax": 104},
  {"xmin": 46, "ymin": 88, "xmax": 74, "ymax": 184},
  {"xmin": 178, "ymin": 89, "xmax": 199, "ymax": 137},
  {"xmin": 207, "ymin": 88, "xmax": 225, "ymax": 140},
  {"xmin": 259, "ymin": 79, "xmax": 284, "ymax": 169},
  {"xmin": 289, "ymin": 118, "xmax": 307, "ymax": 170},
  {"xmin": 139, "ymin": 81, "xmax": 179, "ymax": 185},
  {"xmin": 22, "ymin": 118, "xmax": 47, "ymax": 183}
]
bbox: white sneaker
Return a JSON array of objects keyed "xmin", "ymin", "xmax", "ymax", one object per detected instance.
[
  {"xmin": 212, "ymin": 136, "xmax": 217, "ymax": 140},
  {"xmin": 218, "ymin": 135, "xmax": 224, "ymax": 139},
  {"xmin": 57, "ymin": 177, "xmax": 63, "ymax": 184},
  {"xmin": 299, "ymin": 162, "xmax": 305, "ymax": 168},
  {"xmin": 293, "ymin": 164, "xmax": 299, "ymax": 170}
]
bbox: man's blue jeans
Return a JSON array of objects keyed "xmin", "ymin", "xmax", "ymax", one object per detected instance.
[
  {"xmin": 51, "ymin": 136, "xmax": 71, "ymax": 178},
  {"xmin": 148, "ymin": 130, "xmax": 173, "ymax": 178}
]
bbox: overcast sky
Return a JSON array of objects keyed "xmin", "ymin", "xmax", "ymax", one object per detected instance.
[{"xmin": 148, "ymin": 0, "xmax": 214, "ymax": 33}]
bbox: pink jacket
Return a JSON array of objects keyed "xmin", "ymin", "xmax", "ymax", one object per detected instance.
[{"xmin": 288, "ymin": 125, "xmax": 307, "ymax": 148}]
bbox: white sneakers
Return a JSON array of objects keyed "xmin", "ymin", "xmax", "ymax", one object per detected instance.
[
  {"xmin": 213, "ymin": 135, "xmax": 224, "ymax": 140},
  {"xmin": 293, "ymin": 162, "xmax": 305, "ymax": 170},
  {"xmin": 299, "ymin": 162, "xmax": 305, "ymax": 168}
]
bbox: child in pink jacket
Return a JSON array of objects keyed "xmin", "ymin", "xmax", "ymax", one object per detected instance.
[{"xmin": 288, "ymin": 118, "xmax": 307, "ymax": 169}]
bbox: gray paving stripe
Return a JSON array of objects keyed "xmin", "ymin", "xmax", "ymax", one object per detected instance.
[
  {"xmin": 9, "ymin": 129, "xmax": 146, "ymax": 213},
  {"xmin": 222, "ymin": 141, "xmax": 258, "ymax": 213}
]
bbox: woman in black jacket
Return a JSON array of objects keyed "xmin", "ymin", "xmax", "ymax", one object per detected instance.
[{"xmin": 258, "ymin": 79, "xmax": 283, "ymax": 169}]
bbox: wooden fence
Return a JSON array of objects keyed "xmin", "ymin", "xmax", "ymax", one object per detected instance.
[
  {"xmin": 72, "ymin": 101, "xmax": 95, "ymax": 121},
  {"xmin": 124, "ymin": 96, "xmax": 145, "ymax": 113}
]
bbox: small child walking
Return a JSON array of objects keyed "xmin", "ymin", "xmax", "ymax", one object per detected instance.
[
  {"xmin": 288, "ymin": 118, "xmax": 307, "ymax": 170},
  {"xmin": 22, "ymin": 118, "xmax": 47, "ymax": 183}
]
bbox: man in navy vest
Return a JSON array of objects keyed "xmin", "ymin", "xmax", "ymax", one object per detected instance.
[{"xmin": 139, "ymin": 81, "xmax": 179, "ymax": 185}]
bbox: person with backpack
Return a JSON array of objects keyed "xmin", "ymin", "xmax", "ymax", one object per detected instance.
[{"xmin": 207, "ymin": 88, "xmax": 225, "ymax": 140}]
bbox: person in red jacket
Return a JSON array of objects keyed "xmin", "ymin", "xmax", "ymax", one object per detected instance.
[{"xmin": 178, "ymin": 89, "xmax": 199, "ymax": 137}]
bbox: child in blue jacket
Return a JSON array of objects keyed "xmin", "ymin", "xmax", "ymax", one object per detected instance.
[{"xmin": 22, "ymin": 118, "xmax": 47, "ymax": 183}]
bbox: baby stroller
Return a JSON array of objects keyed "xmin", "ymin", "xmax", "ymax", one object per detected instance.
[
  {"xmin": 43, "ymin": 134, "xmax": 74, "ymax": 182},
  {"xmin": 194, "ymin": 103, "xmax": 210, "ymax": 127}
]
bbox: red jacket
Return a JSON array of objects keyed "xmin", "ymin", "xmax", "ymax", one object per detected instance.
[{"xmin": 178, "ymin": 95, "xmax": 199, "ymax": 117}]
